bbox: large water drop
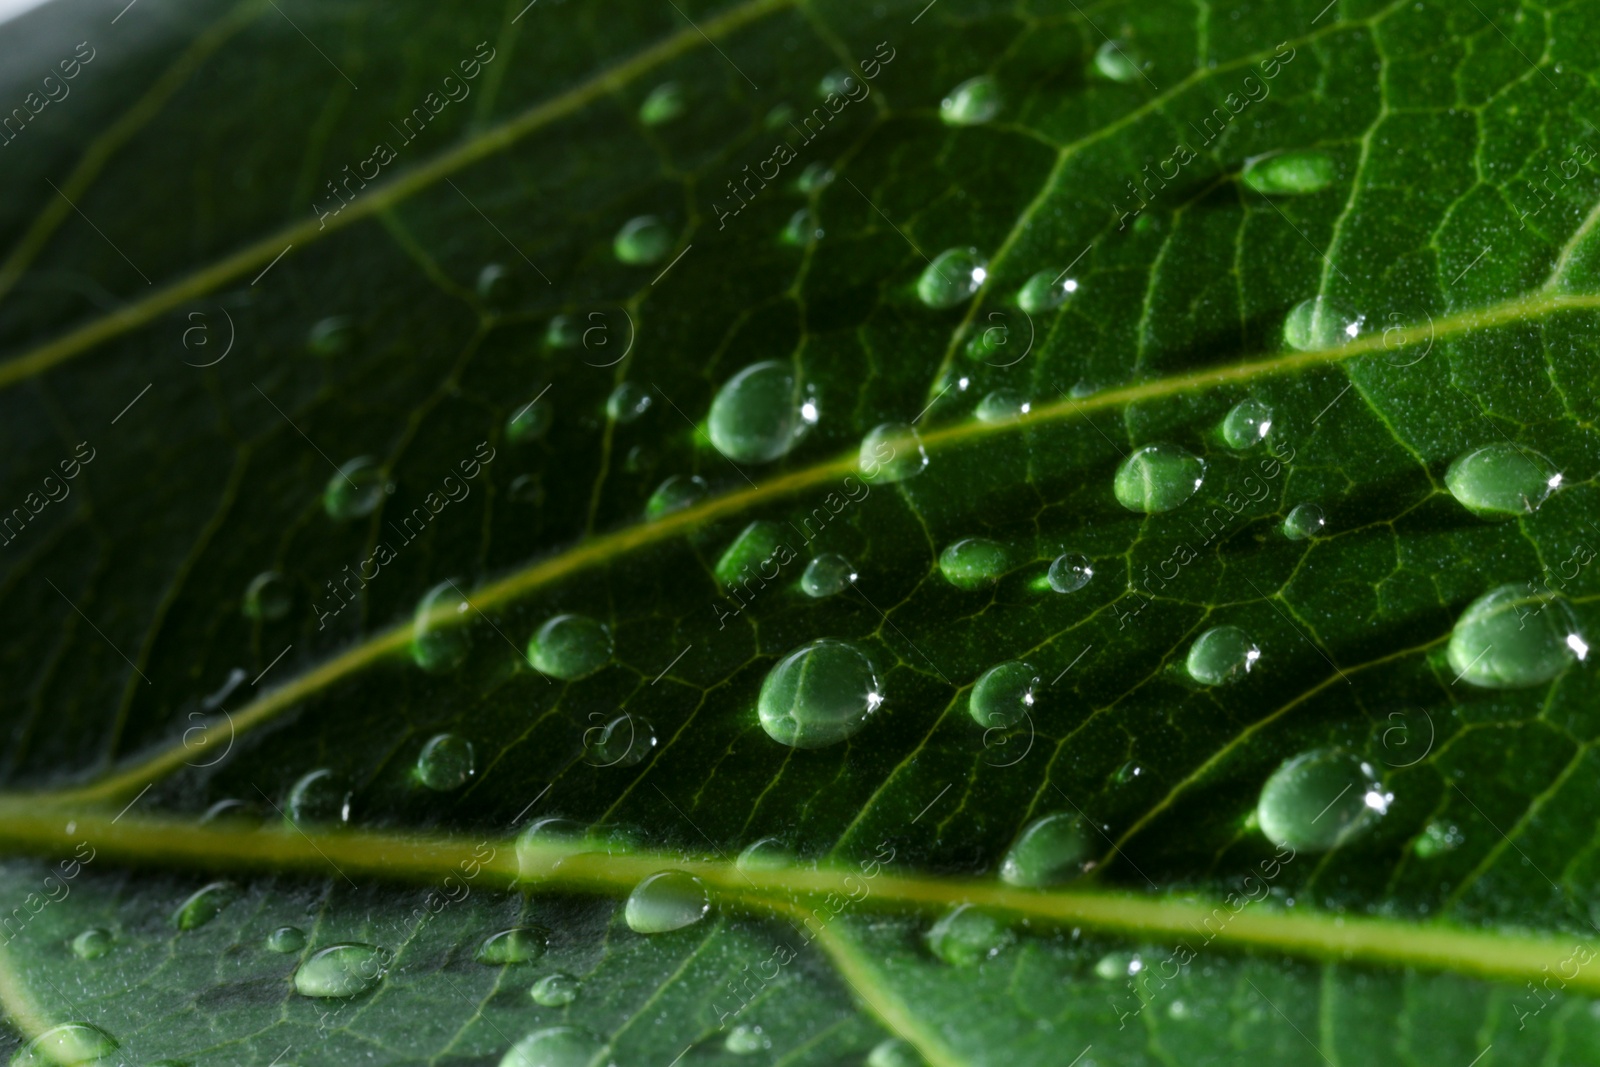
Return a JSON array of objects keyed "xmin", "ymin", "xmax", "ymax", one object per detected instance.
[{"xmin": 757, "ymin": 639, "xmax": 882, "ymax": 748}]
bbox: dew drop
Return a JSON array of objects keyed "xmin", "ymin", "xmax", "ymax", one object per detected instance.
[
  {"xmin": 796, "ymin": 161, "xmax": 834, "ymax": 193},
  {"xmin": 476, "ymin": 927, "xmax": 549, "ymax": 965},
  {"xmin": 605, "ymin": 382, "xmax": 652, "ymax": 424},
  {"xmin": 476, "ymin": 262, "xmax": 513, "ymax": 305},
  {"xmin": 1000, "ymin": 812, "xmax": 1093, "ymax": 887},
  {"xmin": 1283, "ymin": 503, "xmax": 1325, "ymax": 541},
  {"xmin": 509, "ymin": 474, "xmax": 544, "ymax": 505},
  {"xmin": 818, "ymin": 69, "xmax": 859, "ymax": 97},
  {"xmin": 173, "ymin": 881, "xmax": 237, "ymax": 930},
  {"xmin": 70, "ymin": 928, "xmax": 111, "ymax": 960},
  {"xmin": 716, "ymin": 521, "xmax": 786, "ymax": 587},
  {"xmin": 939, "ymin": 75, "xmax": 1001, "ymax": 125},
  {"xmin": 645, "ymin": 474, "xmax": 708, "ymax": 519},
  {"xmin": 917, "ymin": 248, "xmax": 988, "ymax": 309},
  {"xmin": 416, "ymin": 733, "xmax": 476, "ymax": 791},
  {"xmin": 286, "ymin": 768, "xmax": 350, "ymax": 825},
  {"xmin": 867, "ymin": 1038, "xmax": 925, "ymax": 1067},
  {"xmin": 975, "ymin": 389, "xmax": 1030, "ymax": 423},
  {"xmin": 1093, "ymin": 40, "xmax": 1148, "ymax": 83},
  {"xmin": 545, "ymin": 315, "xmax": 581, "ymax": 349},
  {"xmin": 530, "ymin": 972, "xmax": 581, "ymax": 1007},
  {"xmin": 801, "ymin": 553, "xmax": 857, "ymax": 598},
  {"xmin": 938, "ymin": 538, "xmax": 1010, "ymax": 590},
  {"xmin": 1113, "ymin": 443, "xmax": 1205, "ymax": 513},
  {"xmin": 858, "ymin": 422, "xmax": 928, "ymax": 483},
  {"xmin": 1444, "ymin": 443, "xmax": 1560, "ymax": 520},
  {"xmin": 926, "ymin": 904, "xmax": 1012, "ymax": 966},
  {"xmin": 1256, "ymin": 750, "xmax": 1388, "ymax": 852},
  {"xmin": 506, "ymin": 397, "xmax": 553, "ymax": 443},
  {"xmin": 306, "ymin": 315, "xmax": 356, "ymax": 358},
  {"xmin": 1446, "ymin": 583, "xmax": 1586, "ymax": 689},
  {"xmin": 1241, "ymin": 150, "xmax": 1336, "ymax": 196},
  {"xmin": 613, "ymin": 216, "xmax": 673, "ymax": 265},
  {"xmin": 242, "ymin": 571, "xmax": 291, "ymax": 621},
  {"xmin": 526, "ymin": 614, "xmax": 613, "ymax": 680},
  {"xmin": 725, "ymin": 1025, "xmax": 771, "ymax": 1054},
  {"xmin": 1282, "ymin": 296, "xmax": 1361, "ymax": 351},
  {"xmin": 584, "ymin": 714, "xmax": 656, "ymax": 768},
  {"xmin": 1016, "ymin": 269, "xmax": 1077, "ymax": 312},
  {"xmin": 514, "ymin": 817, "xmax": 587, "ymax": 880},
  {"xmin": 267, "ymin": 926, "xmax": 306, "ymax": 954},
  {"xmin": 1047, "ymin": 553, "xmax": 1093, "ymax": 593},
  {"xmin": 781, "ymin": 207, "xmax": 822, "ymax": 245},
  {"xmin": 624, "ymin": 871, "xmax": 710, "ymax": 933},
  {"xmin": 1112, "ymin": 760, "xmax": 1143, "ymax": 785},
  {"xmin": 708, "ymin": 361, "xmax": 816, "ymax": 463},
  {"xmin": 199, "ymin": 798, "xmax": 260, "ymax": 824},
  {"xmin": 1094, "ymin": 951, "xmax": 1139, "ymax": 980},
  {"xmin": 757, "ymin": 638, "xmax": 882, "ymax": 749},
  {"xmin": 735, "ymin": 837, "xmax": 792, "ymax": 872},
  {"xmin": 1185, "ymin": 626, "xmax": 1260, "ymax": 686},
  {"xmin": 1414, "ymin": 820, "xmax": 1464, "ymax": 858},
  {"xmin": 10, "ymin": 1023, "xmax": 119, "ymax": 1067},
  {"xmin": 499, "ymin": 1027, "xmax": 611, "ymax": 1067},
  {"xmin": 638, "ymin": 81, "xmax": 685, "ymax": 125},
  {"xmin": 1221, "ymin": 398, "xmax": 1273, "ymax": 449},
  {"xmin": 293, "ymin": 943, "xmax": 388, "ymax": 998},
  {"xmin": 322, "ymin": 457, "xmax": 388, "ymax": 520},
  {"xmin": 410, "ymin": 581, "xmax": 471, "ymax": 672},
  {"xmin": 968, "ymin": 661, "xmax": 1037, "ymax": 728}
]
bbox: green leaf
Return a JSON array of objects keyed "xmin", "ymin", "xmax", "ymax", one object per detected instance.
[{"xmin": 2, "ymin": 0, "xmax": 1600, "ymax": 1063}]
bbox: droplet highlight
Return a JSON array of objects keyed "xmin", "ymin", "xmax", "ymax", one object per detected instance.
[
  {"xmin": 645, "ymin": 474, "xmax": 708, "ymax": 519},
  {"xmin": 322, "ymin": 457, "xmax": 387, "ymax": 521},
  {"xmin": 1241, "ymin": 150, "xmax": 1336, "ymax": 196},
  {"xmin": 638, "ymin": 82, "xmax": 685, "ymax": 125},
  {"xmin": 293, "ymin": 943, "xmax": 388, "ymax": 998},
  {"xmin": 173, "ymin": 881, "xmax": 237, "ymax": 930},
  {"xmin": 1447, "ymin": 584, "xmax": 1587, "ymax": 689},
  {"xmin": 1283, "ymin": 296, "xmax": 1361, "ymax": 351},
  {"xmin": 267, "ymin": 926, "xmax": 306, "ymax": 954},
  {"xmin": 859, "ymin": 423, "xmax": 928, "ymax": 483},
  {"xmin": 968, "ymin": 661, "xmax": 1037, "ymax": 728},
  {"xmin": 477, "ymin": 927, "xmax": 549, "ymax": 965},
  {"xmin": 530, "ymin": 972, "xmax": 581, "ymax": 1007},
  {"xmin": 1185, "ymin": 626, "xmax": 1260, "ymax": 686},
  {"xmin": 1016, "ymin": 270, "xmax": 1077, "ymax": 313},
  {"xmin": 801, "ymin": 553, "xmax": 856, "ymax": 598},
  {"xmin": 1256, "ymin": 750, "xmax": 1389, "ymax": 852},
  {"xmin": 707, "ymin": 361, "xmax": 816, "ymax": 464},
  {"xmin": 624, "ymin": 871, "xmax": 710, "ymax": 933},
  {"xmin": 939, "ymin": 538, "xmax": 1009, "ymax": 590},
  {"xmin": 605, "ymin": 382, "xmax": 652, "ymax": 424},
  {"xmin": 926, "ymin": 904, "xmax": 1012, "ymax": 966},
  {"xmin": 613, "ymin": 216, "xmax": 673, "ymax": 265},
  {"xmin": 1283, "ymin": 503, "xmax": 1325, "ymax": 540},
  {"xmin": 527, "ymin": 614, "xmax": 613, "ymax": 680},
  {"xmin": 242, "ymin": 571, "xmax": 291, "ymax": 621},
  {"xmin": 410, "ymin": 580, "xmax": 471, "ymax": 672},
  {"xmin": 1047, "ymin": 553, "xmax": 1093, "ymax": 593},
  {"xmin": 939, "ymin": 75, "xmax": 1001, "ymax": 126},
  {"xmin": 1221, "ymin": 399, "xmax": 1273, "ymax": 449},
  {"xmin": 917, "ymin": 248, "xmax": 988, "ymax": 309},
  {"xmin": 1000, "ymin": 812, "xmax": 1092, "ymax": 887},
  {"xmin": 416, "ymin": 733, "xmax": 476, "ymax": 791},
  {"xmin": 1113, "ymin": 443, "xmax": 1205, "ymax": 513},
  {"xmin": 758, "ymin": 638, "xmax": 883, "ymax": 749},
  {"xmin": 70, "ymin": 928, "xmax": 111, "ymax": 960},
  {"xmin": 499, "ymin": 1027, "xmax": 610, "ymax": 1067},
  {"xmin": 1445, "ymin": 443, "xmax": 1560, "ymax": 520}
]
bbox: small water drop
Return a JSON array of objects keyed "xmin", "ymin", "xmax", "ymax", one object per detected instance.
[
  {"xmin": 716, "ymin": 521, "xmax": 786, "ymax": 588},
  {"xmin": 1414, "ymin": 820, "xmax": 1464, "ymax": 858},
  {"xmin": 410, "ymin": 580, "xmax": 471, "ymax": 672},
  {"xmin": 1283, "ymin": 296, "xmax": 1361, "ymax": 351},
  {"xmin": 1221, "ymin": 398, "xmax": 1273, "ymax": 449},
  {"xmin": 859, "ymin": 422, "xmax": 928, "ymax": 483},
  {"xmin": 584, "ymin": 714, "xmax": 656, "ymax": 768},
  {"xmin": 70, "ymin": 928, "xmax": 111, "ymax": 960},
  {"xmin": 506, "ymin": 397, "xmax": 554, "ymax": 443},
  {"xmin": 781, "ymin": 207, "xmax": 822, "ymax": 245},
  {"xmin": 526, "ymin": 614, "xmax": 613, "ymax": 680},
  {"xmin": 286, "ymin": 768, "xmax": 350, "ymax": 825},
  {"xmin": 499, "ymin": 1027, "xmax": 611, "ymax": 1067},
  {"xmin": 10, "ymin": 1023, "xmax": 118, "ymax": 1067},
  {"xmin": 817, "ymin": 69, "xmax": 859, "ymax": 98},
  {"xmin": 725, "ymin": 1025, "xmax": 771, "ymax": 1054},
  {"xmin": 708, "ymin": 361, "xmax": 815, "ymax": 463},
  {"xmin": 605, "ymin": 382, "xmax": 652, "ymax": 424},
  {"xmin": 509, "ymin": 473, "xmax": 544, "ymax": 504},
  {"xmin": 975, "ymin": 389, "xmax": 1030, "ymax": 423},
  {"xmin": 267, "ymin": 926, "xmax": 307, "ymax": 954},
  {"xmin": 293, "ymin": 943, "xmax": 388, "ymax": 998},
  {"xmin": 1283, "ymin": 503, "xmax": 1325, "ymax": 540},
  {"xmin": 917, "ymin": 248, "xmax": 988, "ymax": 309},
  {"xmin": 625, "ymin": 871, "xmax": 710, "ymax": 933},
  {"xmin": 801, "ymin": 553, "xmax": 857, "ymax": 598},
  {"xmin": 242, "ymin": 571, "xmax": 291, "ymax": 621},
  {"xmin": 1241, "ymin": 150, "xmax": 1336, "ymax": 196},
  {"xmin": 306, "ymin": 315, "xmax": 356, "ymax": 358},
  {"xmin": 613, "ymin": 216, "xmax": 674, "ymax": 265},
  {"xmin": 545, "ymin": 315, "xmax": 581, "ymax": 349},
  {"xmin": 968, "ymin": 661, "xmax": 1037, "ymax": 728},
  {"xmin": 173, "ymin": 881, "xmax": 237, "ymax": 930},
  {"xmin": 939, "ymin": 538, "xmax": 1009, "ymax": 590},
  {"xmin": 475, "ymin": 264, "xmax": 514, "ymax": 308},
  {"xmin": 416, "ymin": 733, "xmax": 476, "ymax": 790},
  {"xmin": 926, "ymin": 904, "xmax": 1012, "ymax": 966},
  {"xmin": 530, "ymin": 972, "xmax": 581, "ymax": 1007},
  {"xmin": 199, "ymin": 798, "xmax": 261, "ymax": 824},
  {"xmin": 735, "ymin": 837, "xmax": 792, "ymax": 872},
  {"xmin": 1113, "ymin": 443, "xmax": 1206, "ymax": 513},
  {"xmin": 322, "ymin": 457, "xmax": 388, "ymax": 520},
  {"xmin": 477, "ymin": 927, "xmax": 549, "ymax": 965},
  {"xmin": 867, "ymin": 1037, "xmax": 925, "ymax": 1067},
  {"xmin": 1094, "ymin": 951, "xmax": 1139, "ymax": 980},
  {"xmin": 1093, "ymin": 40, "xmax": 1148, "ymax": 83},
  {"xmin": 796, "ymin": 161, "xmax": 834, "ymax": 193},
  {"xmin": 1000, "ymin": 812, "xmax": 1092, "ymax": 887},
  {"xmin": 1447, "ymin": 584, "xmax": 1586, "ymax": 689},
  {"xmin": 1185, "ymin": 626, "xmax": 1260, "ymax": 686},
  {"xmin": 638, "ymin": 81, "xmax": 685, "ymax": 125},
  {"xmin": 515, "ymin": 817, "xmax": 588, "ymax": 880},
  {"xmin": 1016, "ymin": 269, "xmax": 1077, "ymax": 312},
  {"xmin": 1256, "ymin": 750, "xmax": 1388, "ymax": 852},
  {"xmin": 645, "ymin": 474, "xmax": 708, "ymax": 519},
  {"xmin": 758, "ymin": 638, "xmax": 882, "ymax": 748},
  {"xmin": 1112, "ymin": 760, "xmax": 1143, "ymax": 785},
  {"xmin": 939, "ymin": 75, "xmax": 1001, "ymax": 125},
  {"xmin": 1047, "ymin": 553, "xmax": 1093, "ymax": 593},
  {"xmin": 1444, "ymin": 443, "xmax": 1560, "ymax": 520}
]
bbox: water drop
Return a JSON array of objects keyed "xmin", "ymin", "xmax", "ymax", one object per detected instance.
[
  {"xmin": 1283, "ymin": 296, "xmax": 1361, "ymax": 350},
  {"xmin": 725, "ymin": 1025, "xmax": 770, "ymax": 1054},
  {"xmin": 322, "ymin": 457, "xmax": 387, "ymax": 520},
  {"xmin": 801, "ymin": 553, "xmax": 857, "ymax": 598},
  {"xmin": 293, "ymin": 943, "xmax": 388, "ymax": 998},
  {"xmin": 1445, "ymin": 443, "xmax": 1560, "ymax": 520},
  {"xmin": 1221, "ymin": 398, "xmax": 1273, "ymax": 449},
  {"xmin": 859, "ymin": 422, "xmax": 928, "ymax": 482},
  {"xmin": 285, "ymin": 768, "xmax": 350, "ymax": 824},
  {"xmin": 917, "ymin": 248, "xmax": 988, "ymax": 309},
  {"xmin": 758, "ymin": 638, "xmax": 883, "ymax": 748},
  {"xmin": 638, "ymin": 82, "xmax": 685, "ymax": 125},
  {"xmin": 70, "ymin": 928, "xmax": 111, "ymax": 960},
  {"xmin": 476, "ymin": 927, "xmax": 549, "ymax": 965},
  {"xmin": 939, "ymin": 538, "xmax": 1009, "ymax": 590},
  {"xmin": 1047, "ymin": 553, "xmax": 1093, "ymax": 593},
  {"xmin": 817, "ymin": 69, "xmax": 859, "ymax": 97},
  {"xmin": 584, "ymin": 714, "xmax": 656, "ymax": 768},
  {"xmin": 1241, "ymin": 150, "xmax": 1336, "ymax": 196},
  {"xmin": 1094, "ymin": 951, "xmax": 1140, "ymax": 979},
  {"xmin": 1093, "ymin": 40, "xmax": 1148, "ymax": 83},
  {"xmin": 1256, "ymin": 750, "xmax": 1388, "ymax": 852},
  {"xmin": 975, "ymin": 389, "xmax": 1030, "ymax": 423},
  {"xmin": 797, "ymin": 161, "xmax": 834, "ymax": 193},
  {"xmin": 1446, "ymin": 583, "xmax": 1586, "ymax": 689},
  {"xmin": 509, "ymin": 474, "xmax": 544, "ymax": 504},
  {"xmin": 735, "ymin": 837, "xmax": 791, "ymax": 871},
  {"xmin": 199, "ymin": 798, "xmax": 261, "ymax": 824},
  {"xmin": 764, "ymin": 103, "xmax": 794, "ymax": 130},
  {"xmin": 625, "ymin": 871, "xmax": 710, "ymax": 933},
  {"xmin": 968, "ymin": 661, "xmax": 1037, "ymax": 728},
  {"xmin": 605, "ymin": 382, "xmax": 652, "ymax": 423},
  {"xmin": 716, "ymin": 521, "xmax": 787, "ymax": 587},
  {"xmin": 526, "ymin": 614, "xmax": 613, "ymax": 680},
  {"xmin": 1016, "ymin": 269, "xmax": 1077, "ymax": 312},
  {"xmin": 416, "ymin": 733, "xmax": 475, "ymax": 790},
  {"xmin": 782, "ymin": 207, "xmax": 822, "ymax": 245},
  {"xmin": 499, "ymin": 1027, "xmax": 611, "ymax": 1067},
  {"xmin": 1000, "ymin": 812, "xmax": 1093, "ymax": 887},
  {"xmin": 515, "ymin": 817, "xmax": 588, "ymax": 880},
  {"xmin": 530, "ymin": 972, "xmax": 581, "ymax": 1007},
  {"xmin": 173, "ymin": 881, "xmax": 237, "ymax": 930},
  {"xmin": 1113, "ymin": 443, "xmax": 1206, "ymax": 513},
  {"xmin": 506, "ymin": 397, "xmax": 553, "ymax": 443},
  {"xmin": 545, "ymin": 315, "xmax": 581, "ymax": 349},
  {"xmin": 1112, "ymin": 760, "xmax": 1143, "ymax": 785},
  {"xmin": 708, "ymin": 361, "xmax": 816, "ymax": 464},
  {"xmin": 1414, "ymin": 820, "xmax": 1464, "ymax": 858},
  {"xmin": 1185, "ymin": 626, "xmax": 1260, "ymax": 686},
  {"xmin": 1283, "ymin": 503, "xmax": 1325, "ymax": 540},
  {"xmin": 410, "ymin": 580, "xmax": 470, "ymax": 672},
  {"xmin": 867, "ymin": 1038, "xmax": 924, "ymax": 1067},
  {"xmin": 267, "ymin": 926, "xmax": 306, "ymax": 954},
  {"xmin": 242, "ymin": 571, "xmax": 290, "ymax": 621},
  {"xmin": 939, "ymin": 75, "xmax": 1001, "ymax": 125},
  {"xmin": 645, "ymin": 474, "xmax": 708, "ymax": 519},
  {"xmin": 10, "ymin": 1023, "xmax": 118, "ymax": 1067},
  {"xmin": 306, "ymin": 315, "xmax": 356, "ymax": 357},
  {"xmin": 476, "ymin": 262, "xmax": 512, "ymax": 304},
  {"xmin": 926, "ymin": 904, "xmax": 1012, "ymax": 966},
  {"xmin": 613, "ymin": 216, "xmax": 673, "ymax": 265}
]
